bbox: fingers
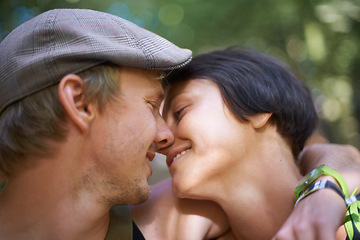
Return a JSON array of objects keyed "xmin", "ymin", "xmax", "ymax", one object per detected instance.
[{"xmin": 272, "ymin": 216, "xmax": 336, "ymax": 240}]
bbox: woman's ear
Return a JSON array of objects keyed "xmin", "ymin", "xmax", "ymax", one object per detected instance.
[
  {"xmin": 249, "ymin": 113, "xmax": 273, "ymax": 129},
  {"xmin": 58, "ymin": 74, "xmax": 95, "ymax": 133}
]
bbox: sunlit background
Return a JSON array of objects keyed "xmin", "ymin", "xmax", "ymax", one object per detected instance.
[{"xmin": 1, "ymin": 0, "xmax": 360, "ymax": 183}]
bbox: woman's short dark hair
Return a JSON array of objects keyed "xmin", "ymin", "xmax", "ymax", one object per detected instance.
[{"xmin": 166, "ymin": 46, "xmax": 318, "ymax": 156}]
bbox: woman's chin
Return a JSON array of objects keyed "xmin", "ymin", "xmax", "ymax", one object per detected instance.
[{"xmin": 172, "ymin": 177, "xmax": 201, "ymax": 199}]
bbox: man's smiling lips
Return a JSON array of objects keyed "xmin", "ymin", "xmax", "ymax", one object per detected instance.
[{"xmin": 166, "ymin": 149, "xmax": 190, "ymax": 168}]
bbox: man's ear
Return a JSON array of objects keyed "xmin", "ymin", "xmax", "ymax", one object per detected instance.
[
  {"xmin": 58, "ymin": 74, "xmax": 95, "ymax": 133},
  {"xmin": 249, "ymin": 113, "xmax": 273, "ymax": 129}
]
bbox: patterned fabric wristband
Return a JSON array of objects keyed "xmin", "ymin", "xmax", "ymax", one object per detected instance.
[
  {"xmin": 295, "ymin": 179, "xmax": 345, "ymax": 206},
  {"xmin": 346, "ymin": 193, "xmax": 360, "ymax": 206},
  {"xmin": 344, "ymin": 191, "xmax": 360, "ymax": 240}
]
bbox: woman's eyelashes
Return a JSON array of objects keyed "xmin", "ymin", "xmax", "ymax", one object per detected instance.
[
  {"xmin": 174, "ymin": 105, "xmax": 187, "ymax": 121},
  {"xmin": 174, "ymin": 108, "xmax": 183, "ymax": 119}
]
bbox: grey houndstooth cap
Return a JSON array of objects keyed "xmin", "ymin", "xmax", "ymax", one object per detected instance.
[{"xmin": 0, "ymin": 8, "xmax": 192, "ymax": 114}]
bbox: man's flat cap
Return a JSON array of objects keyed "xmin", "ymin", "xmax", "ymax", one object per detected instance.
[{"xmin": 0, "ymin": 8, "xmax": 192, "ymax": 114}]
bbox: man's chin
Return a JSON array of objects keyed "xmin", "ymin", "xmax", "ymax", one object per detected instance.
[{"xmin": 131, "ymin": 185, "xmax": 151, "ymax": 205}]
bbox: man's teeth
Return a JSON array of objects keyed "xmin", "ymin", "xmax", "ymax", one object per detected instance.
[{"xmin": 173, "ymin": 149, "xmax": 189, "ymax": 162}]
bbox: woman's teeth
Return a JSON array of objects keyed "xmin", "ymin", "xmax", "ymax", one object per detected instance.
[{"xmin": 173, "ymin": 149, "xmax": 189, "ymax": 162}]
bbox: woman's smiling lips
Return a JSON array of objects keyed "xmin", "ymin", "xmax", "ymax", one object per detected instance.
[{"xmin": 166, "ymin": 149, "xmax": 190, "ymax": 168}]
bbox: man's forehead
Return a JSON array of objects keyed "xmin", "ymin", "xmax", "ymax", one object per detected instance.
[
  {"xmin": 142, "ymin": 69, "xmax": 167, "ymax": 92},
  {"xmin": 140, "ymin": 69, "xmax": 165, "ymax": 101},
  {"xmin": 118, "ymin": 67, "xmax": 164, "ymax": 84}
]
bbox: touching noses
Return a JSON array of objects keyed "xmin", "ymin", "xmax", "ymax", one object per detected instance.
[{"xmin": 154, "ymin": 116, "xmax": 174, "ymax": 150}]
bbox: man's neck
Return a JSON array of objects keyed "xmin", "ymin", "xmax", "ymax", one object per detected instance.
[{"xmin": 0, "ymin": 160, "xmax": 111, "ymax": 240}]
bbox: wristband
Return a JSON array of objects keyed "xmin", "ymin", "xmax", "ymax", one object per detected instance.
[
  {"xmin": 294, "ymin": 164, "xmax": 349, "ymax": 199},
  {"xmin": 344, "ymin": 194, "xmax": 360, "ymax": 240},
  {"xmin": 295, "ymin": 179, "xmax": 345, "ymax": 206},
  {"xmin": 346, "ymin": 193, "xmax": 360, "ymax": 206}
]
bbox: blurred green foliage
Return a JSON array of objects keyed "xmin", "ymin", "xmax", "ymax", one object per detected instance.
[{"xmin": 1, "ymin": 0, "xmax": 359, "ymax": 148}]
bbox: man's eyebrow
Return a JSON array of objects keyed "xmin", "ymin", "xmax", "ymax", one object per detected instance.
[{"xmin": 151, "ymin": 89, "xmax": 165, "ymax": 106}]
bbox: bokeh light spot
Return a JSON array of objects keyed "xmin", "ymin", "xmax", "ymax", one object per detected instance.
[
  {"xmin": 305, "ymin": 22, "xmax": 326, "ymax": 62},
  {"xmin": 322, "ymin": 98, "xmax": 342, "ymax": 122},
  {"xmin": 158, "ymin": 4, "xmax": 184, "ymax": 26}
]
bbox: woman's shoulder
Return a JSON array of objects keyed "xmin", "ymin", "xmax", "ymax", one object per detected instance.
[{"xmin": 131, "ymin": 178, "xmax": 231, "ymax": 239}]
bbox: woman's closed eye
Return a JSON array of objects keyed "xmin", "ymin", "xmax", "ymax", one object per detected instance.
[{"xmin": 174, "ymin": 106, "xmax": 187, "ymax": 121}]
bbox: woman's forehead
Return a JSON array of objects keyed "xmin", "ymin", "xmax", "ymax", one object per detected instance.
[{"xmin": 163, "ymin": 79, "xmax": 219, "ymax": 111}]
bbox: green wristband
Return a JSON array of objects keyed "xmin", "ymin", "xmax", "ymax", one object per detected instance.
[{"xmin": 294, "ymin": 164, "xmax": 349, "ymax": 199}]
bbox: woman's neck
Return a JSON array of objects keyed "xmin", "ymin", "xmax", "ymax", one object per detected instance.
[{"xmin": 195, "ymin": 131, "xmax": 302, "ymax": 239}]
